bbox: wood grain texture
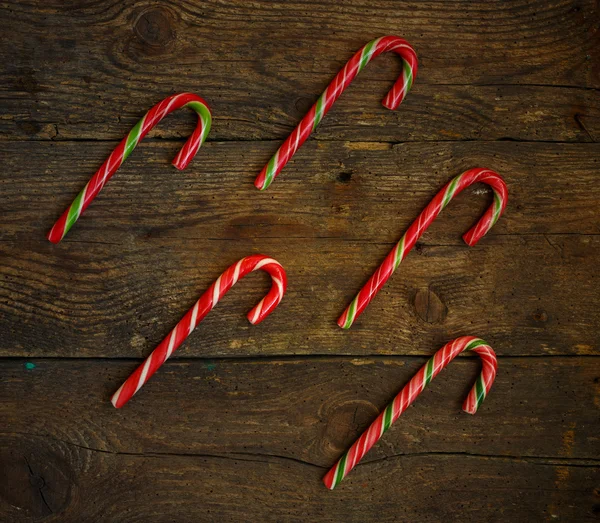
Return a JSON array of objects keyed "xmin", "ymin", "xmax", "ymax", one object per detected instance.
[
  {"xmin": 1, "ymin": 141, "xmax": 598, "ymax": 357},
  {"xmin": 1, "ymin": 358, "xmax": 599, "ymax": 521},
  {"xmin": 2, "ymin": 433, "xmax": 597, "ymax": 522},
  {"xmin": 1, "ymin": 234, "xmax": 598, "ymax": 358},
  {"xmin": 2, "ymin": 358, "xmax": 598, "ymax": 460},
  {"xmin": 2, "ymin": 83, "xmax": 599, "ymax": 143},
  {"xmin": 1, "ymin": 0, "xmax": 599, "ymax": 520},
  {"xmin": 0, "ymin": 0, "xmax": 598, "ymax": 142},
  {"xmin": 2, "ymin": 141, "xmax": 599, "ymax": 240}
]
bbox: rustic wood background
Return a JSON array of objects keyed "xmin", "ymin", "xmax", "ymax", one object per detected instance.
[{"xmin": 1, "ymin": 1, "xmax": 599, "ymax": 521}]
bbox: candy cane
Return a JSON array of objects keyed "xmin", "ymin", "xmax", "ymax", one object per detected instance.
[
  {"xmin": 254, "ymin": 36, "xmax": 418, "ymax": 190},
  {"xmin": 338, "ymin": 168, "xmax": 508, "ymax": 329},
  {"xmin": 47, "ymin": 93, "xmax": 212, "ymax": 244},
  {"xmin": 323, "ymin": 336, "xmax": 497, "ymax": 489},
  {"xmin": 111, "ymin": 255, "xmax": 286, "ymax": 408}
]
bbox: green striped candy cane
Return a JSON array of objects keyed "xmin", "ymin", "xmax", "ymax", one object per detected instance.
[
  {"xmin": 323, "ymin": 336, "xmax": 498, "ymax": 489},
  {"xmin": 47, "ymin": 93, "xmax": 211, "ymax": 243}
]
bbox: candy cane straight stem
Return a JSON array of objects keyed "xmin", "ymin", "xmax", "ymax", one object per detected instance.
[
  {"xmin": 111, "ymin": 255, "xmax": 287, "ymax": 408},
  {"xmin": 47, "ymin": 93, "xmax": 212, "ymax": 244},
  {"xmin": 338, "ymin": 168, "xmax": 508, "ymax": 329},
  {"xmin": 254, "ymin": 36, "xmax": 418, "ymax": 190},
  {"xmin": 323, "ymin": 336, "xmax": 497, "ymax": 490}
]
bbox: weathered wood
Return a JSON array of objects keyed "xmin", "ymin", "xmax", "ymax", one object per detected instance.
[
  {"xmin": 1, "ymin": 0, "xmax": 599, "ymax": 520},
  {"xmin": 1, "ymin": 433, "xmax": 597, "ymax": 522},
  {"xmin": 1, "ymin": 358, "xmax": 598, "ymax": 521},
  {"xmin": 2, "ymin": 357, "xmax": 598, "ymax": 459},
  {"xmin": 1, "ymin": 0, "xmax": 598, "ymax": 142},
  {"xmin": 1, "ymin": 141, "xmax": 598, "ymax": 357},
  {"xmin": 2, "ymin": 141, "xmax": 599, "ymax": 240},
  {"xmin": 2, "ymin": 83, "xmax": 599, "ymax": 143},
  {"xmin": 1, "ymin": 234, "xmax": 598, "ymax": 358}
]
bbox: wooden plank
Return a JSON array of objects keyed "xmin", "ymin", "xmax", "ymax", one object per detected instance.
[
  {"xmin": 1, "ymin": 141, "xmax": 598, "ymax": 357},
  {"xmin": 1, "ymin": 435, "xmax": 597, "ymax": 522},
  {"xmin": 1, "ymin": 234, "xmax": 598, "ymax": 358},
  {"xmin": 1, "ymin": 0, "xmax": 598, "ymax": 142},
  {"xmin": 2, "ymin": 357, "xmax": 598, "ymax": 459},
  {"xmin": 0, "ymin": 0, "xmax": 595, "ymax": 88},
  {"xmin": 2, "ymin": 141, "xmax": 599, "ymax": 239},
  {"xmin": 1, "ymin": 357, "xmax": 598, "ymax": 521}
]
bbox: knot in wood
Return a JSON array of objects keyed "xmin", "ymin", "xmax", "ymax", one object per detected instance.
[
  {"xmin": 134, "ymin": 7, "xmax": 176, "ymax": 48},
  {"xmin": 324, "ymin": 399, "xmax": 379, "ymax": 450},
  {"xmin": 413, "ymin": 287, "xmax": 447, "ymax": 324}
]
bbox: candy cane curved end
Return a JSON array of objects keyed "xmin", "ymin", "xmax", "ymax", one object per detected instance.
[
  {"xmin": 460, "ymin": 168, "xmax": 508, "ymax": 247},
  {"xmin": 47, "ymin": 93, "xmax": 212, "ymax": 244},
  {"xmin": 254, "ymin": 36, "xmax": 418, "ymax": 190},
  {"xmin": 110, "ymin": 254, "xmax": 287, "ymax": 409},
  {"xmin": 337, "ymin": 168, "xmax": 508, "ymax": 329},
  {"xmin": 245, "ymin": 259, "xmax": 287, "ymax": 325},
  {"xmin": 322, "ymin": 336, "xmax": 498, "ymax": 489}
]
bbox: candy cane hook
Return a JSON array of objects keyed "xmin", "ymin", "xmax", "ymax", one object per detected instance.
[
  {"xmin": 47, "ymin": 93, "xmax": 212, "ymax": 243},
  {"xmin": 255, "ymin": 36, "xmax": 418, "ymax": 190},
  {"xmin": 338, "ymin": 168, "xmax": 508, "ymax": 329},
  {"xmin": 111, "ymin": 255, "xmax": 287, "ymax": 408},
  {"xmin": 323, "ymin": 336, "xmax": 498, "ymax": 489}
]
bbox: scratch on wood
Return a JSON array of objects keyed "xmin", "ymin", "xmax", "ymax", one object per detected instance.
[
  {"xmin": 574, "ymin": 113, "xmax": 596, "ymax": 142},
  {"xmin": 350, "ymin": 358, "xmax": 376, "ymax": 365},
  {"xmin": 343, "ymin": 141, "xmax": 392, "ymax": 151}
]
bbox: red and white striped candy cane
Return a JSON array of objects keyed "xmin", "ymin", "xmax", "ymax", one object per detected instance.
[
  {"xmin": 323, "ymin": 336, "xmax": 497, "ymax": 489},
  {"xmin": 111, "ymin": 255, "xmax": 287, "ymax": 408},
  {"xmin": 338, "ymin": 168, "xmax": 508, "ymax": 329},
  {"xmin": 47, "ymin": 93, "xmax": 212, "ymax": 243},
  {"xmin": 254, "ymin": 36, "xmax": 418, "ymax": 190}
]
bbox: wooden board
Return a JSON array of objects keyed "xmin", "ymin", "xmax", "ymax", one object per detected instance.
[
  {"xmin": 1, "ymin": 0, "xmax": 599, "ymax": 142},
  {"xmin": 3, "ymin": 83, "xmax": 599, "ymax": 143},
  {"xmin": 1, "ymin": 0, "xmax": 598, "ymax": 520},
  {"xmin": 2, "ymin": 432, "xmax": 597, "ymax": 522},
  {"xmin": 1, "ymin": 1, "xmax": 599, "ymax": 143},
  {"xmin": 1, "ymin": 141, "xmax": 599, "ymax": 358},
  {"xmin": 1, "ymin": 358, "xmax": 599, "ymax": 521}
]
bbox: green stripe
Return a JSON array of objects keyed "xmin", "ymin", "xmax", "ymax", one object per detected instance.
[
  {"xmin": 403, "ymin": 60, "xmax": 413, "ymax": 92},
  {"xmin": 334, "ymin": 454, "xmax": 347, "ymax": 487},
  {"xmin": 465, "ymin": 338, "xmax": 486, "ymax": 352},
  {"xmin": 343, "ymin": 299, "xmax": 357, "ymax": 329},
  {"xmin": 313, "ymin": 92, "xmax": 326, "ymax": 130},
  {"xmin": 382, "ymin": 404, "xmax": 394, "ymax": 432},
  {"xmin": 491, "ymin": 192, "xmax": 502, "ymax": 225},
  {"xmin": 424, "ymin": 357, "xmax": 435, "ymax": 386},
  {"xmin": 474, "ymin": 374, "xmax": 486, "ymax": 407},
  {"xmin": 124, "ymin": 117, "xmax": 144, "ymax": 160},
  {"xmin": 187, "ymin": 101, "xmax": 212, "ymax": 141},
  {"xmin": 262, "ymin": 151, "xmax": 279, "ymax": 190},
  {"xmin": 394, "ymin": 236, "xmax": 406, "ymax": 269},
  {"xmin": 65, "ymin": 187, "xmax": 86, "ymax": 233},
  {"xmin": 358, "ymin": 39, "xmax": 378, "ymax": 72},
  {"xmin": 442, "ymin": 176, "xmax": 460, "ymax": 208}
]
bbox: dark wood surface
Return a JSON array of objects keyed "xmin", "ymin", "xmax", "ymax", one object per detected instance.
[{"xmin": 1, "ymin": 1, "xmax": 599, "ymax": 521}]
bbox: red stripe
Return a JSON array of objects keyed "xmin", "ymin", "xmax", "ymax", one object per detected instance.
[{"xmin": 46, "ymin": 211, "xmax": 69, "ymax": 243}]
